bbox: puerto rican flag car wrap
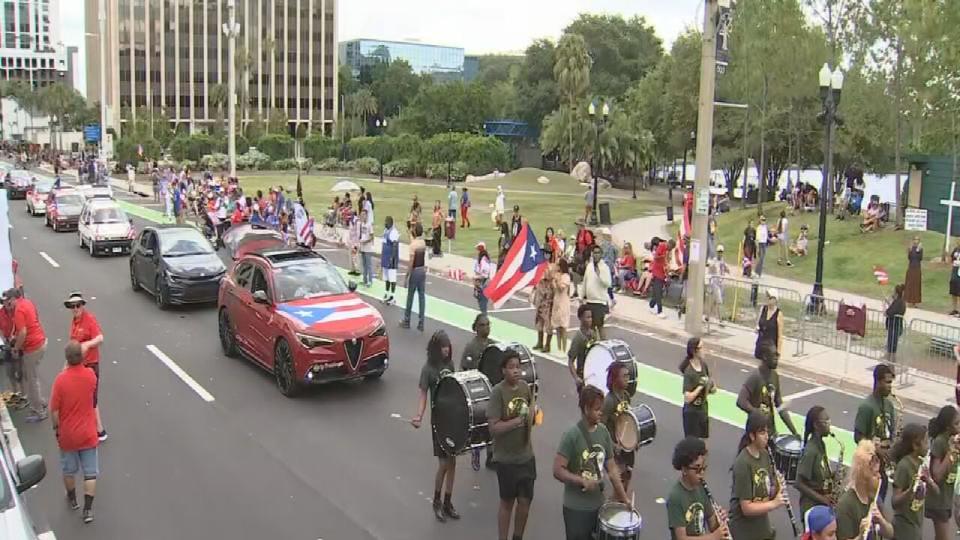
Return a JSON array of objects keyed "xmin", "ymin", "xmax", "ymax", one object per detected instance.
[{"xmin": 276, "ymin": 295, "xmax": 382, "ymax": 337}]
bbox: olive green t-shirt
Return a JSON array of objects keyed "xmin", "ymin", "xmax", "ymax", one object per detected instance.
[
  {"xmin": 460, "ymin": 336, "xmax": 491, "ymax": 371},
  {"xmin": 742, "ymin": 370, "xmax": 782, "ymax": 435},
  {"xmin": 666, "ymin": 480, "xmax": 715, "ymax": 540},
  {"xmin": 835, "ymin": 487, "xmax": 871, "ymax": 540},
  {"xmin": 926, "ymin": 433, "xmax": 958, "ymax": 510},
  {"xmin": 557, "ymin": 420, "xmax": 614, "ymax": 511},
  {"xmin": 487, "ymin": 381, "xmax": 534, "ymax": 464},
  {"xmin": 853, "ymin": 394, "xmax": 896, "ymax": 443},
  {"xmin": 893, "ymin": 454, "xmax": 923, "ymax": 540},
  {"xmin": 601, "ymin": 389, "xmax": 631, "ymax": 440},
  {"xmin": 568, "ymin": 329, "xmax": 593, "ymax": 380},
  {"xmin": 797, "ymin": 435, "xmax": 833, "ymax": 517},
  {"xmin": 418, "ymin": 359, "xmax": 454, "ymax": 402},
  {"xmin": 682, "ymin": 363, "xmax": 711, "ymax": 415},
  {"xmin": 728, "ymin": 448, "xmax": 777, "ymax": 540}
]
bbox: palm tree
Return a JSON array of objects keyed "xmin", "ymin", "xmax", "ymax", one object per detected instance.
[
  {"xmin": 209, "ymin": 83, "xmax": 228, "ymax": 134},
  {"xmin": 347, "ymin": 88, "xmax": 377, "ymax": 138},
  {"xmin": 554, "ymin": 34, "xmax": 591, "ymax": 170},
  {"xmin": 235, "ymin": 44, "xmax": 254, "ymax": 134}
]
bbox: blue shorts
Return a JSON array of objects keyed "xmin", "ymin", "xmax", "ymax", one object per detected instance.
[{"xmin": 60, "ymin": 447, "xmax": 99, "ymax": 478}]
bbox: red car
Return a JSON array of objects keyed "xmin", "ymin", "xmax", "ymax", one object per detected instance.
[
  {"xmin": 44, "ymin": 187, "xmax": 84, "ymax": 232},
  {"xmin": 217, "ymin": 247, "xmax": 389, "ymax": 396}
]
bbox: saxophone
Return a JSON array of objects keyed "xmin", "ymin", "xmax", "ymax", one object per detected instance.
[
  {"xmin": 886, "ymin": 393, "xmax": 905, "ymax": 476},
  {"xmin": 829, "ymin": 432, "xmax": 847, "ymax": 505}
]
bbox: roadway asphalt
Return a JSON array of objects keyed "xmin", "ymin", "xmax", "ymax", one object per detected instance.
[{"xmin": 7, "ymin": 182, "xmax": 935, "ymax": 539}]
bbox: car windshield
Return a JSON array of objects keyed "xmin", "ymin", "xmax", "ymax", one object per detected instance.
[
  {"xmin": 57, "ymin": 194, "xmax": 84, "ymax": 208},
  {"xmin": 159, "ymin": 229, "xmax": 215, "ymax": 256},
  {"xmin": 35, "ymin": 182, "xmax": 53, "ymax": 193},
  {"xmin": 274, "ymin": 260, "xmax": 349, "ymax": 302},
  {"xmin": 92, "ymin": 207, "xmax": 127, "ymax": 223}
]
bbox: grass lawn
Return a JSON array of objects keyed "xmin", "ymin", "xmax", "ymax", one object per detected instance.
[
  {"xmin": 713, "ymin": 203, "xmax": 954, "ymax": 313},
  {"xmin": 237, "ymin": 168, "xmax": 662, "ymax": 258}
]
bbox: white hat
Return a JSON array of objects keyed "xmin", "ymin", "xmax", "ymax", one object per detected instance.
[
  {"xmin": 717, "ymin": 244, "xmax": 725, "ymax": 252},
  {"xmin": 600, "ymin": 227, "xmax": 612, "ymax": 236}
]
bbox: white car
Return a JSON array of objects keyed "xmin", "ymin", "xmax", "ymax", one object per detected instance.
[
  {"xmin": 78, "ymin": 199, "xmax": 135, "ymax": 257},
  {"xmin": 75, "ymin": 184, "xmax": 113, "ymax": 200},
  {"xmin": 25, "ymin": 180, "xmax": 54, "ymax": 216}
]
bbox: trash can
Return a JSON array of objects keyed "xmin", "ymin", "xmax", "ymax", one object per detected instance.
[
  {"xmin": 598, "ymin": 202, "xmax": 612, "ymax": 225},
  {"xmin": 666, "ymin": 205, "xmax": 674, "ymax": 222},
  {"xmin": 445, "ymin": 217, "xmax": 456, "ymax": 240}
]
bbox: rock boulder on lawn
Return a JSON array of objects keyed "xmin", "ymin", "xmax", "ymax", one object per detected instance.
[{"xmin": 571, "ymin": 161, "xmax": 592, "ymax": 183}]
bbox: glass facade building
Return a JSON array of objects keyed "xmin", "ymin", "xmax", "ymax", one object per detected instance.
[{"xmin": 339, "ymin": 39, "xmax": 465, "ymax": 81}]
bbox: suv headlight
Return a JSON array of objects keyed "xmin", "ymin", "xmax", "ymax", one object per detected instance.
[
  {"xmin": 369, "ymin": 322, "xmax": 386, "ymax": 338},
  {"xmin": 297, "ymin": 333, "xmax": 334, "ymax": 349}
]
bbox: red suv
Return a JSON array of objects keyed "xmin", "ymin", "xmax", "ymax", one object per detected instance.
[{"xmin": 217, "ymin": 248, "xmax": 389, "ymax": 396}]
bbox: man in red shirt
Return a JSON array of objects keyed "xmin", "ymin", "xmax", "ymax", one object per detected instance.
[
  {"xmin": 648, "ymin": 239, "xmax": 669, "ymax": 317},
  {"xmin": 6, "ymin": 288, "xmax": 47, "ymax": 421},
  {"xmin": 50, "ymin": 341, "xmax": 99, "ymax": 524},
  {"xmin": 0, "ymin": 290, "xmax": 24, "ymax": 408},
  {"xmin": 66, "ymin": 292, "xmax": 107, "ymax": 441}
]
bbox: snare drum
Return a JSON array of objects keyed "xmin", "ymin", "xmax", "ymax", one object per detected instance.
[
  {"xmin": 583, "ymin": 340, "xmax": 638, "ymax": 396},
  {"xmin": 772, "ymin": 434, "xmax": 803, "ymax": 483},
  {"xmin": 478, "ymin": 342, "xmax": 537, "ymax": 392},
  {"xmin": 614, "ymin": 403, "xmax": 657, "ymax": 452},
  {"xmin": 432, "ymin": 371, "xmax": 493, "ymax": 455},
  {"xmin": 597, "ymin": 501, "xmax": 642, "ymax": 540}
]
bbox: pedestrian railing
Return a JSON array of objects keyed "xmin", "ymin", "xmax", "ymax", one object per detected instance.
[
  {"xmin": 795, "ymin": 295, "xmax": 899, "ymax": 367},
  {"xmin": 706, "ymin": 276, "xmax": 805, "ymax": 339},
  {"xmin": 901, "ymin": 318, "xmax": 960, "ymax": 385}
]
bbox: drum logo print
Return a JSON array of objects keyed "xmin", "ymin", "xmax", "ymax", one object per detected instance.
[
  {"xmin": 752, "ymin": 469, "xmax": 773, "ymax": 500},
  {"xmin": 507, "ymin": 397, "xmax": 529, "ymax": 418},
  {"xmin": 580, "ymin": 445, "xmax": 606, "ymax": 482},
  {"xmin": 759, "ymin": 384, "xmax": 774, "ymax": 415},
  {"xmin": 615, "ymin": 400, "xmax": 630, "ymax": 415},
  {"xmin": 874, "ymin": 415, "xmax": 890, "ymax": 439},
  {"xmin": 684, "ymin": 502, "xmax": 707, "ymax": 535}
]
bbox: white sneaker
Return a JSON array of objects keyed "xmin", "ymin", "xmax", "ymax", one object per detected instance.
[{"xmin": 657, "ymin": 312, "xmax": 667, "ymax": 319}]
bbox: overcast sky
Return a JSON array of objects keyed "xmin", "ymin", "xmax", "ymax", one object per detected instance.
[{"xmin": 62, "ymin": 0, "xmax": 705, "ymax": 97}]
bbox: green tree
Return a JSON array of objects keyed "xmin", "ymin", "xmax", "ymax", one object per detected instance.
[
  {"xmin": 371, "ymin": 59, "xmax": 421, "ymax": 118},
  {"xmin": 345, "ymin": 88, "xmax": 378, "ymax": 138},
  {"xmin": 554, "ymin": 33, "xmax": 591, "ymax": 170},
  {"xmin": 395, "ymin": 82, "xmax": 490, "ymax": 137},
  {"xmin": 514, "ymin": 39, "xmax": 559, "ymax": 132},
  {"xmin": 475, "ymin": 55, "xmax": 523, "ymax": 86}
]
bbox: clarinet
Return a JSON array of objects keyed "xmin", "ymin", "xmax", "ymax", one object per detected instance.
[
  {"xmin": 766, "ymin": 446, "xmax": 799, "ymax": 539},
  {"xmin": 702, "ymin": 480, "xmax": 732, "ymax": 539}
]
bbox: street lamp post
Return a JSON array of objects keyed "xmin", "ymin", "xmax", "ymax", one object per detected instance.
[
  {"xmin": 223, "ymin": 0, "xmax": 241, "ymax": 178},
  {"xmin": 375, "ymin": 118, "xmax": 387, "ymax": 183},
  {"xmin": 588, "ymin": 101, "xmax": 609, "ymax": 226},
  {"xmin": 812, "ymin": 63, "xmax": 844, "ymax": 299}
]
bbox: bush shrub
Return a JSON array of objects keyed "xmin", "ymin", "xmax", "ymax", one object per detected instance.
[
  {"xmin": 316, "ymin": 157, "xmax": 346, "ymax": 171},
  {"xmin": 383, "ymin": 159, "xmax": 416, "ymax": 177},
  {"xmin": 272, "ymin": 158, "xmax": 312, "ymax": 171},
  {"xmin": 425, "ymin": 162, "xmax": 468, "ymax": 181},
  {"xmin": 200, "ymin": 153, "xmax": 229, "ymax": 171},
  {"xmin": 236, "ymin": 148, "xmax": 272, "ymax": 170},
  {"xmin": 303, "ymin": 135, "xmax": 340, "ymax": 161},
  {"xmin": 256, "ymin": 133, "xmax": 294, "ymax": 160},
  {"xmin": 348, "ymin": 157, "xmax": 380, "ymax": 175}
]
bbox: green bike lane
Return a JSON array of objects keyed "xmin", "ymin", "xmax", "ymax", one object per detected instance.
[{"xmin": 115, "ymin": 197, "xmax": 859, "ymax": 465}]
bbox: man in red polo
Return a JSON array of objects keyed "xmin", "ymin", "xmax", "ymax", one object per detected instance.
[
  {"xmin": 6, "ymin": 288, "xmax": 47, "ymax": 421},
  {"xmin": 50, "ymin": 340, "xmax": 100, "ymax": 524},
  {"xmin": 0, "ymin": 289, "xmax": 24, "ymax": 407},
  {"xmin": 66, "ymin": 292, "xmax": 106, "ymax": 442},
  {"xmin": 648, "ymin": 239, "xmax": 669, "ymax": 318}
]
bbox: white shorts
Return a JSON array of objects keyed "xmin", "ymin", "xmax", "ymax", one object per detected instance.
[{"xmin": 383, "ymin": 268, "xmax": 397, "ymax": 282}]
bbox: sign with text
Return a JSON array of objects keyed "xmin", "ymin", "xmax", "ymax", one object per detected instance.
[
  {"xmin": 716, "ymin": 0, "xmax": 735, "ymax": 72},
  {"xmin": 83, "ymin": 124, "xmax": 101, "ymax": 143},
  {"xmin": 695, "ymin": 188, "xmax": 710, "ymax": 216},
  {"xmin": 904, "ymin": 208, "xmax": 928, "ymax": 231}
]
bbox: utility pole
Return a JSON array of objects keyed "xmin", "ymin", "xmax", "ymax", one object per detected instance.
[
  {"xmin": 223, "ymin": 0, "xmax": 240, "ymax": 177},
  {"xmin": 684, "ymin": 0, "xmax": 721, "ymax": 337}
]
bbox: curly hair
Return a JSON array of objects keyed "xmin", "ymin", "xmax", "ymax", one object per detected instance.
[
  {"xmin": 849, "ymin": 439, "xmax": 879, "ymax": 492},
  {"xmin": 427, "ymin": 330, "xmax": 452, "ymax": 366}
]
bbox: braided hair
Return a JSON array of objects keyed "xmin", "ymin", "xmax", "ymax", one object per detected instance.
[{"xmin": 803, "ymin": 405, "xmax": 826, "ymax": 447}]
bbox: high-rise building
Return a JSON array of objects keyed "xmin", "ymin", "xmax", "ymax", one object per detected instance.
[
  {"xmin": 85, "ymin": 0, "xmax": 338, "ymax": 136},
  {"xmin": 0, "ymin": 0, "xmax": 68, "ymax": 87},
  {"xmin": 339, "ymin": 39, "xmax": 464, "ymax": 82}
]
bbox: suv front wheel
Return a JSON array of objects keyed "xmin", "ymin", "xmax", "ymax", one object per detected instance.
[{"xmin": 274, "ymin": 338, "xmax": 302, "ymax": 397}]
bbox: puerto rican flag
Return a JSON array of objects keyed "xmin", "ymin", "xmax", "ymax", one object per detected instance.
[
  {"xmin": 483, "ymin": 223, "xmax": 548, "ymax": 309},
  {"xmin": 276, "ymin": 295, "xmax": 380, "ymax": 334}
]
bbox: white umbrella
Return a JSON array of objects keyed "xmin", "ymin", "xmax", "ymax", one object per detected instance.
[{"xmin": 330, "ymin": 180, "xmax": 361, "ymax": 193}]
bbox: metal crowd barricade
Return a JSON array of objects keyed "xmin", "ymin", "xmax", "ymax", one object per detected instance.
[
  {"xmin": 795, "ymin": 295, "xmax": 895, "ymax": 364},
  {"xmin": 902, "ymin": 318, "xmax": 960, "ymax": 385},
  {"xmin": 705, "ymin": 276, "xmax": 804, "ymax": 338}
]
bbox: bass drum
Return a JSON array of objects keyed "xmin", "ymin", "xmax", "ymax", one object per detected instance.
[
  {"xmin": 478, "ymin": 342, "xmax": 538, "ymax": 393},
  {"xmin": 432, "ymin": 371, "xmax": 493, "ymax": 455},
  {"xmin": 613, "ymin": 403, "xmax": 657, "ymax": 452},
  {"xmin": 583, "ymin": 339, "xmax": 638, "ymax": 396}
]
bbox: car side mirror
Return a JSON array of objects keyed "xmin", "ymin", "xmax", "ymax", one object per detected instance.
[
  {"xmin": 15, "ymin": 454, "xmax": 46, "ymax": 493},
  {"xmin": 252, "ymin": 290, "xmax": 270, "ymax": 304},
  {"xmin": 143, "ymin": 248, "xmax": 154, "ymax": 258},
  {"xmin": 348, "ymin": 280, "xmax": 358, "ymax": 292}
]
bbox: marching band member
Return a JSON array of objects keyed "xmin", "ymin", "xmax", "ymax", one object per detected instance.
[
  {"xmin": 461, "ymin": 314, "xmax": 492, "ymax": 372},
  {"xmin": 553, "ymin": 385, "xmax": 630, "ymax": 540},
  {"xmin": 566, "ymin": 305, "xmax": 596, "ymax": 395},
  {"xmin": 410, "ymin": 330, "xmax": 460, "ymax": 523},
  {"xmin": 835, "ymin": 440, "xmax": 893, "ymax": 540},
  {"xmin": 666, "ymin": 436, "xmax": 729, "ymax": 540},
  {"xmin": 728, "ymin": 411, "xmax": 788, "ymax": 540},
  {"xmin": 891, "ymin": 423, "xmax": 936, "ymax": 540},
  {"xmin": 680, "ymin": 337, "xmax": 714, "ymax": 439},
  {"xmin": 796, "ymin": 406, "xmax": 835, "ymax": 517},
  {"xmin": 853, "ymin": 363, "xmax": 897, "ymax": 501},
  {"xmin": 487, "ymin": 349, "xmax": 538, "ymax": 540},
  {"xmin": 735, "ymin": 344, "xmax": 799, "ymax": 438},
  {"xmin": 602, "ymin": 362, "xmax": 634, "ymax": 495},
  {"xmin": 801, "ymin": 505, "xmax": 838, "ymax": 540},
  {"xmin": 926, "ymin": 405, "xmax": 960, "ymax": 540}
]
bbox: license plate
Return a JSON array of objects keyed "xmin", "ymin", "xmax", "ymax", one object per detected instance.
[{"xmin": 112, "ymin": 247, "xmax": 122, "ymax": 253}]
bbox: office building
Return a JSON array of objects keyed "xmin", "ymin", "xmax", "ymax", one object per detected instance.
[
  {"xmin": 0, "ymin": 0, "xmax": 68, "ymax": 87},
  {"xmin": 463, "ymin": 55, "xmax": 479, "ymax": 82},
  {"xmin": 85, "ymin": 0, "xmax": 338, "ymax": 136},
  {"xmin": 339, "ymin": 39, "xmax": 464, "ymax": 82}
]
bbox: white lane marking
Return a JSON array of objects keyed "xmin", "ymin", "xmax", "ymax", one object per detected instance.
[
  {"xmin": 782, "ymin": 386, "xmax": 828, "ymax": 402},
  {"xmin": 38, "ymin": 251, "xmax": 60, "ymax": 268},
  {"xmin": 490, "ymin": 307, "xmax": 535, "ymax": 313},
  {"xmin": 145, "ymin": 345, "xmax": 215, "ymax": 402}
]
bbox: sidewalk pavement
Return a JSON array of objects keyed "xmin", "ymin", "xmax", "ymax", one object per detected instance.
[{"xmin": 71, "ymin": 166, "xmax": 957, "ymax": 415}]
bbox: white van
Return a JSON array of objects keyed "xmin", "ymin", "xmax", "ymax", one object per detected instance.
[{"xmin": 78, "ymin": 199, "xmax": 135, "ymax": 256}]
